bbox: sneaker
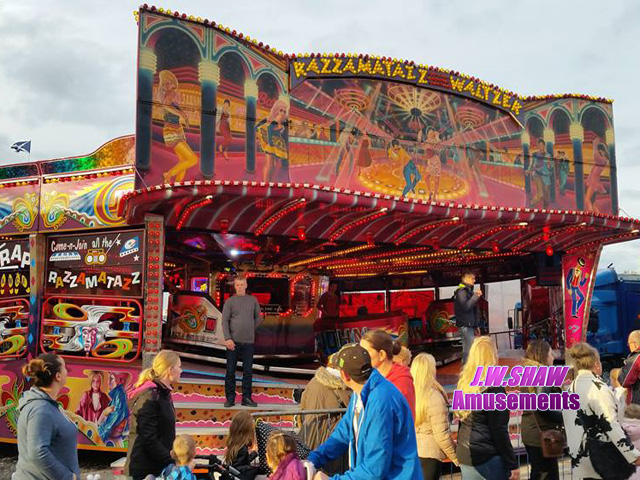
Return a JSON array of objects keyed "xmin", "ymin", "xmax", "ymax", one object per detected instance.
[
  {"xmin": 241, "ymin": 397, "xmax": 258, "ymax": 407},
  {"xmin": 224, "ymin": 400, "xmax": 235, "ymax": 408}
]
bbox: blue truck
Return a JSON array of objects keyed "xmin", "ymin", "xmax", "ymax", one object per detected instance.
[
  {"xmin": 588, "ymin": 268, "xmax": 640, "ymax": 369},
  {"xmin": 508, "ymin": 269, "xmax": 640, "ymax": 368}
]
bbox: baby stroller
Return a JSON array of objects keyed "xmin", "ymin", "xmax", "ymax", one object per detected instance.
[
  {"xmin": 195, "ymin": 453, "xmax": 245, "ymax": 479},
  {"xmin": 194, "ymin": 454, "xmax": 316, "ymax": 480},
  {"xmin": 130, "ymin": 455, "xmax": 244, "ymax": 480}
]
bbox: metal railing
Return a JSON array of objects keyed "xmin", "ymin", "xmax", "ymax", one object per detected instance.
[
  {"xmin": 437, "ymin": 449, "xmax": 575, "ymax": 479},
  {"xmin": 250, "ymin": 408, "xmax": 579, "ymax": 479}
]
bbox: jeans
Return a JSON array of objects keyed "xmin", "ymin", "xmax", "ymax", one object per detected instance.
[
  {"xmin": 570, "ymin": 286, "xmax": 585, "ymax": 317},
  {"xmin": 459, "ymin": 326, "xmax": 475, "ymax": 365},
  {"xmin": 225, "ymin": 342, "xmax": 255, "ymax": 401},
  {"xmin": 460, "ymin": 455, "xmax": 510, "ymax": 479},
  {"xmin": 402, "ymin": 162, "xmax": 422, "ymax": 197},
  {"xmin": 419, "ymin": 457, "xmax": 442, "ymax": 480},
  {"xmin": 525, "ymin": 445, "xmax": 559, "ymax": 480}
]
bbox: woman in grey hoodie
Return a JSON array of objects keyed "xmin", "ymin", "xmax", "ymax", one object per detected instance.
[{"xmin": 14, "ymin": 353, "xmax": 80, "ymax": 480}]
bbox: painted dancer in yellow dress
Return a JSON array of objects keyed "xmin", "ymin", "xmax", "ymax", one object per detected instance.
[
  {"xmin": 256, "ymin": 99, "xmax": 290, "ymax": 183},
  {"xmin": 157, "ymin": 70, "xmax": 199, "ymax": 184}
]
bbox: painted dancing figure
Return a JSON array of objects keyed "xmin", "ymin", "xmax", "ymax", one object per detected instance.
[
  {"xmin": 256, "ymin": 99, "xmax": 289, "ymax": 183},
  {"xmin": 217, "ymin": 99, "xmax": 232, "ymax": 160},
  {"xmin": 566, "ymin": 257, "xmax": 588, "ymax": 318},
  {"xmin": 388, "ymin": 139, "xmax": 420, "ymax": 197},
  {"xmin": 157, "ymin": 70, "xmax": 199, "ymax": 184}
]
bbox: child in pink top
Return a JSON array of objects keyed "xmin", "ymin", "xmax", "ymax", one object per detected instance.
[{"xmin": 267, "ymin": 433, "xmax": 306, "ymax": 480}]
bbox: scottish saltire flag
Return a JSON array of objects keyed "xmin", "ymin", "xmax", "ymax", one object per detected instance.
[{"xmin": 11, "ymin": 140, "xmax": 31, "ymax": 153}]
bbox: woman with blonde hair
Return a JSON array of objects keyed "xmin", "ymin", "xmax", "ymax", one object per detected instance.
[
  {"xmin": 124, "ymin": 350, "xmax": 183, "ymax": 480},
  {"xmin": 157, "ymin": 70, "xmax": 199, "ymax": 183},
  {"xmin": 455, "ymin": 337, "xmax": 518, "ymax": 480},
  {"xmin": 256, "ymin": 99, "xmax": 290, "ymax": 183},
  {"xmin": 411, "ymin": 353, "xmax": 458, "ymax": 480},
  {"xmin": 563, "ymin": 342, "xmax": 640, "ymax": 478}
]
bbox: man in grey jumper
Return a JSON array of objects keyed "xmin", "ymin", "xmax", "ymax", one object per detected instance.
[{"xmin": 222, "ymin": 276, "xmax": 263, "ymax": 407}]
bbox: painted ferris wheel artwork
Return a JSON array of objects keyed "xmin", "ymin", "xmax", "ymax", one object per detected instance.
[{"xmin": 289, "ymin": 78, "xmax": 519, "ymax": 204}]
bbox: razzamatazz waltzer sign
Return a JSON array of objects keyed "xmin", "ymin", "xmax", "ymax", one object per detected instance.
[{"xmin": 290, "ymin": 56, "xmax": 524, "ymax": 122}]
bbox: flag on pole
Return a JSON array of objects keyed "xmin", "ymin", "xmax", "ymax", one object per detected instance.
[{"xmin": 11, "ymin": 140, "xmax": 31, "ymax": 153}]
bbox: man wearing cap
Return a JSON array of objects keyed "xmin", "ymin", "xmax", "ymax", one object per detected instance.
[{"xmin": 309, "ymin": 344, "xmax": 422, "ymax": 479}]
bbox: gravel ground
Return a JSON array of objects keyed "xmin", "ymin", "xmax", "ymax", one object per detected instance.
[{"xmin": 0, "ymin": 445, "xmax": 122, "ymax": 479}]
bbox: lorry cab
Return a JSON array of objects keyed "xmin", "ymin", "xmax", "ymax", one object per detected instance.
[{"xmin": 589, "ymin": 269, "xmax": 640, "ymax": 365}]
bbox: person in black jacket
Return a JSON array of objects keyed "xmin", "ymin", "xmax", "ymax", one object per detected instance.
[
  {"xmin": 519, "ymin": 340, "xmax": 563, "ymax": 480},
  {"xmin": 454, "ymin": 271, "xmax": 482, "ymax": 364},
  {"xmin": 456, "ymin": 337, "xmax": 519, "ymax": 480},
  {"xmin": 124, "ymin": 350, "xmax": 183, "ymax": 480},
  {"xmin": 225, "ymin": 410, "xmax": 261, "ymax": 480}
]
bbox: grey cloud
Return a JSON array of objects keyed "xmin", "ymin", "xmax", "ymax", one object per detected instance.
[
  {"xmin": 0, "ymin": 11, "xmax": 133, "ymax": 129},
  {"xmin": 0, "ymin": 0, "xmax": 638, "ymax": 265},
  {"xmin": 600, "ymin": 239, "xmax": 640, "ymax": 272}
]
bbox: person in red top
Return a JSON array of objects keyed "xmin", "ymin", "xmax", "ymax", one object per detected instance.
[
  {"xmin": 317, "ymin": 283, "xmax": 340, "ymax": 318},
  {"xmin": 360, "ymin": 329, "xmax": 416, "ymax": 418}
]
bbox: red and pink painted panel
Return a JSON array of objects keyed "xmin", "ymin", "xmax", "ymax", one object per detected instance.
[{"xmin": 135, "ymin": 10, "xmax": 619, "ymax": 216}]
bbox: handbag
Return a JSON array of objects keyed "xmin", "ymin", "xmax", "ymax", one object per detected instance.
[{"xmin": 532, "ymin": 412, "xmax": 566, "ymax": 458}]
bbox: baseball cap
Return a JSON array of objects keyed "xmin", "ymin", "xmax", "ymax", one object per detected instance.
[{"xmin": 332, "ymin": 343, "xmax": 373, "ymax": 383}]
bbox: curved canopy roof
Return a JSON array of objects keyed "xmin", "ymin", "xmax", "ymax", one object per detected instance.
[{"xmin": 122, "ymin": 180, "xmax": 639, "ymax": 276}]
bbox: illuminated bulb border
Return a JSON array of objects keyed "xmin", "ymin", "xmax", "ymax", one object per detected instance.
[
  {"xmin": 176, "ymin": 195, "xmax": 214, "ymax": 230},
  {"xmin": 394, "ymin": 218, "xmax": 460, "ymax": 245},
  {"xmin": 328, "ymin": 208, "xmax": 388, "ymax": 242},
  {"xmin": 254, "ymin": 198, "xmax": 306, "ymax": 236}
]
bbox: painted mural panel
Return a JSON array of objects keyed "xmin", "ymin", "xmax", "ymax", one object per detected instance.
[
  {"xmin": 523, "ymin": 100, "xmax": 616, "ymax": 215},
  {"xmin": 39, "ymin": 172, "xmax": 134, "ymax": 232},
  {"xmin": 289, "ymin": 78, "xmax": 525, "ymax": 204},
  {"xmin": 0, "ymin": 361, "xmax": 138, "ymax": 450},
  {"xmin": 135, "ymin": 12, "xmax": 617, "ymax": 215},
  {"xmin": 136, "ymin": 11, "xmax": 288, "ymax": 186},
  {"xmin": 0, "ymin": 239, "xmax": 30, "ymax": 360},
  {"xmin": 0, "ymin": 178, "xmax": 40, "ymax": 235},
  {"xmin": 40, "ymin": 296, "xmax": 143, "ymax": 363},
  {"xmin": 562, "ymin": 248, "xmax": 601, "ymax": 348}
]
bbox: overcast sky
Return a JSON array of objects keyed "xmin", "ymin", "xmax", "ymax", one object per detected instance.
[{"xmin": 1, "ymin": 0, "xmax": 639, "ymax": 271}]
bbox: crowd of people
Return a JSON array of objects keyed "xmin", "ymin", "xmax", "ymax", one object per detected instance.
[{"xmin": 12, "ymin": 272, "xmax": 640, "ymax": 479}]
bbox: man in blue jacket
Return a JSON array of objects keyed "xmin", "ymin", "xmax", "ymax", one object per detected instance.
[{"xmin": 309, "ymin": 344, "xmax": 422, "ymax": 480}]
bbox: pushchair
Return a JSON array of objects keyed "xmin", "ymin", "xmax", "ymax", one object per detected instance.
[
  {"xmin": 194, "ymin": 453, "xmax": 316, "ymax": 480},
  {"xmin": 133, "ymin": 455, "xmax": 247, "ymax": 480}
]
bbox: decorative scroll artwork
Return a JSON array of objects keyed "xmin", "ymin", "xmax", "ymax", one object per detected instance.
[{"xmin": 40, "ymin": 296, "xmax": 142, "ymax": 362}]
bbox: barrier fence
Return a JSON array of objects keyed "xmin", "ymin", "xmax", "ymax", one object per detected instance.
[{"xmin": 251, "ymin": 409, "xmax": 578, "ymax": 480}]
